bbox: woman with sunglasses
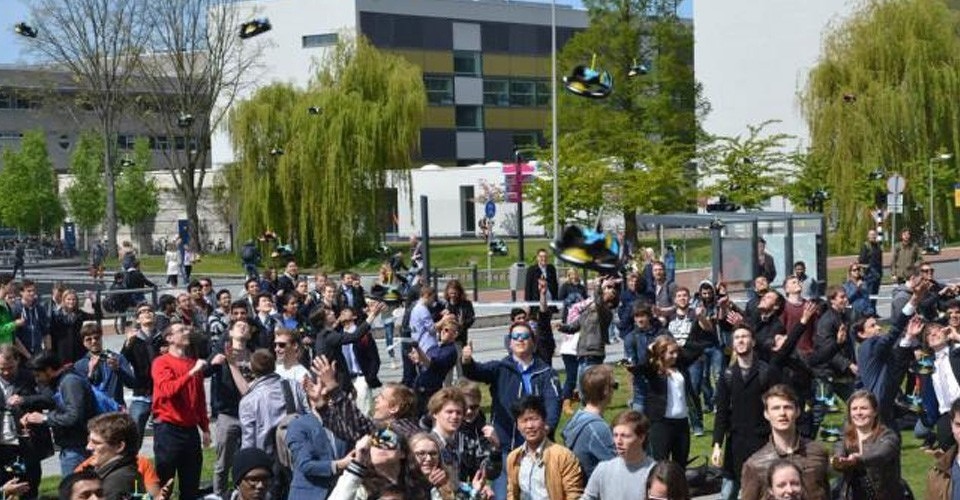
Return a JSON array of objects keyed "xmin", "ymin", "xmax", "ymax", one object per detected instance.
[
  {"xmin": 410, "ymin": 318, "xmax": 461, "ymax": 413},
  {"xmin": 328, "ymin": 428, "xmax": 433, "ymax": 499},
  {"xmin": 830, "ymin": 390, "xmax": 904, "ymax": 500},
  {"xmin": 409, "ymin": 432, "xmax": 491, "ymax": 499}
]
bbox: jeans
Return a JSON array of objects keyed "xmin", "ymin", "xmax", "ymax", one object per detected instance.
[
  {"xmin": 629, "ymin": 370, "xmax": 646, "ymax": 413},
  {"xmin": 154, "ymin": 422, "xmax": 202, "ymax": 500},
  {"xmin": 561, "ymin": 354, "xmax": 578, "ymax": 400},
  {"xmin": 128, "ymin": 399, "xmax": 152, "ymax": 450},
  {"xmin": 243, "ymin": 263, "xmax": 258, "ymax": 279},
  {"xmin": 721, "ymin": 477, "xmax": 741, "ymax": 500},
  {"xmin": 687, "ymin": 357, "xmax": 705, "ymax": 432},
  {"xmin": 491, "ymin": 448, "xmax": 510, "ymax": 500},
  {"xmin": 213, "ymin": 414, "xmax": 242, "ymax": 496},
  {"xmin": 701, "ymin": 346, "xmax": 725, "ymax": 410},
  {"xmin": 59, "ymin": 447, "xmax": 89, "ymax": 477},
  {"xmin": 384, "ymin": 322, "xmax": 395, "ymax": 358}
]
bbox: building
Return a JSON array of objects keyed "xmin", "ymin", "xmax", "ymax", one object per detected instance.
[
  {"xmin": 0, "ymin": 66, "xmax": 224, "ymax": 251},
  {"xmin": 213, "ymin": 0, "xmax": 589, "ymax": 170}
]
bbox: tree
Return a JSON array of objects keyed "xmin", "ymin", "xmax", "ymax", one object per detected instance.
[
  {"xmin": 698, "ymin": 120, "xmax": 797, "ymax": 210},
  {"xmin": 64, "ymin": 132, "xmax": 106, "ymax": 234},
  {"xmin": 526, "ymin": 0, "xmax": 706, "ymax": 244},
  {"xmin": 22, "ymin": 0, "xmax": 149, "ymax": 256},
  {"xmin": 115, "ymin": 138, "xmax": 160, "ymax": 231},
  {"xmin": 800, "ymin": 0, "xmax": 960, "ymax": 250},
  {"xmin": 226, "ymin": 35, "xmax": 425, "ymax": 268},
  {"xmin": 0, "ymin": 130, "xmax": 65, "ymax": 234},
  {"xmin": 135, "ymin": 0, "xmax": 266, "ymax": 252}
]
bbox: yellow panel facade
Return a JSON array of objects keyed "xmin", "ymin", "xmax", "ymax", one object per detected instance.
[
  {"xmin": 485, "ymin": 108, "xmax": 548, "ymax": 129},
  {"xmin": 483, "ymin": 54, "xmax": 550, "ymax": 78},
  {"xmin": 386, "ymin": 49, "xmax": 453, "ymax": 74},
  {"xmin": 423, "ymin": 107, "xmax": 455, "ymax": 128}
]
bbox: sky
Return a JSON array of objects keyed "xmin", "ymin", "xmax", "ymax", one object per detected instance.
[{"xmin": 0, "ymin": 0, "xmax": 692, "ymax": 65}]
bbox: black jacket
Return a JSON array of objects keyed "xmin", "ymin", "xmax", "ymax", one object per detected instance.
[
  {"xmin": 316, "ymin": 321, "xmax": 381, "ymax": 390},
  {"xmin": 337, "ymin": 285, "xmax": 366, "ymax": 316},
  {"xmin": 46, "ymin": 372, "xmax": 94, "ymax": 449},
  {"xmin": 713, "ymin": 360, "xmax": 781, "ymax": 479},
  {"xmin": 98, "ymin": 454, "xmax": 142, "ymax": 500},
  {"xmin": 810, "ymin": 308, "xmax": 855, "ymax": 379},
  {"xmin": 2, "ymin": 367, "xmax": 54, "ymax": 461},
  {"xmin": 120, "ymin": 331, "xmax": 158, "ymax": 397},
  {"xmin": 524, "ymin": 264, "xmax": 559, "ymax": 304}
]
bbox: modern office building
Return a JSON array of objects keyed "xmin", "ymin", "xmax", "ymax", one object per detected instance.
[{"xmin": 213, "ymin": 0, "xmax": 589, "ymax": 170}]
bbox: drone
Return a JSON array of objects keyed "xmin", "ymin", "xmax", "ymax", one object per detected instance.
[
  {"xmin": 551, "ymin": 213, "xmax": 620, "ymax": 272},
  {"xmin": 239, "ymin": 18, "xmax": 271, "ymax": 39},
  {"xmin": 14, "ymin": 22, "xmax": 37, "ymax": 38},
  {"xmin": 819, "ymin": 426, "xmax": 842, "ymax": 443},
  {"xmin": 563, "ymin": 54, "xmax": 613, "ymax": 99}
]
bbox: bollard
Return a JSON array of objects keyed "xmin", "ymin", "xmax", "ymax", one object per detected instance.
[{"xmin": 471, "ymin": 264, "xmax": 479, "ymax": 302}]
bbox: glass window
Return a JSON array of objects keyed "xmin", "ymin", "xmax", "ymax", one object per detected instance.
[
  {"xmin": 0, "ymin": 92, "xmax": 10, "ymax": 109},
  {"xmin": 509, "ymin": 81, "xmax": 535, "ymax": 107},
  {"xmin": 174, "ymin": 136, "xmax": 187, "ymax": 151},
  {"xmin": 453, "ymin": 51, "xmax": 481, "ymax": 76},
  {"xmin": 154, "ymin": 135, "xmax": 169, "ymax": 151},
  {"xmin": 302, "ymin": 33, "xmax": 338, "ymax": 48},
  {"xmin": 483, "ymin": 80, "xmax": 509, "ymax": 107},
  {"xmin": 455, "ymin": 106, "xmax": 483, "ymax": 131},
  {"xmin": 424, "ymin": 76, "xmax": 453, "ymax": 106},
  {"xmin": 513, "ymin": 133, "xmax": 538, "ymax": 150},
  {"xmin": 535, "ymin": 81, "xmax": 551, "ymax": 107}
]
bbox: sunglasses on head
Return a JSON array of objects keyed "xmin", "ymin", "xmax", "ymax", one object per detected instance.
[{"xmin": 371, "ymin": 428, "xmax": 399, "ymax": 450}]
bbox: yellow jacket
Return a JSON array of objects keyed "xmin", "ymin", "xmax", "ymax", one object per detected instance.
[{"xmin": 506, "ymin": 440, "xmax": 583, "ymax": 500}]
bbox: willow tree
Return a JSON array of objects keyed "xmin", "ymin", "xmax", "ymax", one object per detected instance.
[
  {"xmin": 801, "ymin": 0, "xmax": 960, "ymax": 251},
  {"xmin": 227, "ymin": 35, "xmax": 425, "ymax": 267}
]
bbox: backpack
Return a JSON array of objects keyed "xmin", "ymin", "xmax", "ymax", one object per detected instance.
[
  {"xmin": 54, "ymin": 373, "xmax": 120, "ymax": 419},
  {"xmin": 273, "ymin": 379, "xmax": 300, "ymax": 470},
  {"xmin": 242, "ymin": 244, "xmax": 256, "ymax": 263}
]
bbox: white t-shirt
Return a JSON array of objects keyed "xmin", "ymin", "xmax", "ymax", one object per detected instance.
[
  {"xmin": 164, "ymin": 250, "xmax": 180, "ymax": 275},
  {"xmin": 664, "ymin": 370, "xmax": 688, "ymax": 419},
  {"xmin": 276, "ymin": 362, "xmax": 310, "ymax": 383}
]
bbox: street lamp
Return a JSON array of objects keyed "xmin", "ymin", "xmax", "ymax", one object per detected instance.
[
  {"xmin": 551, "ymin": 0, "xmax": 559, "ymax": 243},
  {"xmin": 929, "ymin": 152, "xmax": 952, "ymax": 238}
]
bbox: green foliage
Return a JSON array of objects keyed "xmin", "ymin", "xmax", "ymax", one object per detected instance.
[
  {"xmin": 800, "ymin": 0, "xmax": 960, "ymax": 250},
  {"xmin": 699, "ymin": 120, "xmax": 798, "ymax": 209},
  {"xmin": 115, "ymin": 138, "xmax": 160, "ymax": 226},
  {"xmin": 227, "ymin": 34, "xmax": 425, "ymax": 268},
  {"xmin": 526, "ymin": 0, "xmax": 705, "ymax": 240},
  {"xmin": 0, "ymin": 130, "xmax": 65, "ymax": 233},
  {"xmin": 64, "ymin": 132, "xmax": 106, "ymax": 230}
]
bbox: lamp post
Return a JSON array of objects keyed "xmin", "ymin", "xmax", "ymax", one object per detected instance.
[
  {"xmin": 551, "ymin": 0, "xmax": 559, "ymax": 243},
  {"xmin": 929, "ymin": 152, "xmax": 953, "ymax": 237}
]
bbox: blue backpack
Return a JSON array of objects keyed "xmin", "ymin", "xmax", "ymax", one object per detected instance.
[{"xmin": 55, "ymin": 373, "xmax": 121, "ymax": 417}]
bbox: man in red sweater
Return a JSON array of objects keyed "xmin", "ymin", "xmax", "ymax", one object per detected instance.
[{"xmin": 151, "ymin": 323, "xmax": 210, "ymax": 500}]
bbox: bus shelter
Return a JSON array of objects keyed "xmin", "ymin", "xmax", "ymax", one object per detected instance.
[{"xmin": 635, "ymin": 212, "xmax": 827, "ymax": 292}]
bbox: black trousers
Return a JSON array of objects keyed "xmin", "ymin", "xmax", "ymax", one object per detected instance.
[
  {"xmin": 154, "ymin": 422, "xmax": 202, "ymax": 500},
  {"xmin": 0, "ymin": 443, "xmax": 40, "ymax": 500},
  {"xmin": 936, "ymin": 411, "xmax": 957, "ymax": 451},
  {"xmin": 649, "ymin": 417, "xmax": 690, "ymax": 467}
]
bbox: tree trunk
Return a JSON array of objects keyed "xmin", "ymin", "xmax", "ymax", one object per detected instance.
[
  {"xmin": 185, "ymin": 192, "xmax": 202, "ymax": 253},
  {"xmin": 623, "ymin": 207, "xmax": 638, "ymax": 254}
]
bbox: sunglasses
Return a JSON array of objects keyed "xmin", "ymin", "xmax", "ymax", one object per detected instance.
[
  {"xmin": 510, "ymin": 332, "xmax": 532, "ymax": 341},
  {"xmin": 371, "ymin": 428, "xmax": 399, "ymax": 450},
  {"xmin": 921, "ymin": 268, "xmax": 934, "ymax": 273},
  {"xmin": 274, "ymin": 342, "xmax": 288, "ymax": 348}
]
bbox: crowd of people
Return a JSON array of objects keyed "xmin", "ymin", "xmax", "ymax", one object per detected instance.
[{"xmin": 0, "ymin": 227, "xmax": 959, "ymax": 499}]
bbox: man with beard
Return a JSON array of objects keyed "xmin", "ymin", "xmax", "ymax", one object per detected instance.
[{"xmin": 712, "ymin": 327, "xmax": 783, "ymax": 500}]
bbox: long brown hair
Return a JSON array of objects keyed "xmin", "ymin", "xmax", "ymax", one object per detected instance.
[
  {"xmin": 649, "ymin": 335, "xmax": 679, "ymax": 374},
  {"xmin": 842, "ymin": 390, "xmax": 884, "ymax": 453}
]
